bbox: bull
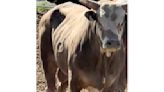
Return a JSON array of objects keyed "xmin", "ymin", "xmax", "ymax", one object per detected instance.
[{"xmin": 38, "ymin": 0, "xmax": 127, "ymax": 92}]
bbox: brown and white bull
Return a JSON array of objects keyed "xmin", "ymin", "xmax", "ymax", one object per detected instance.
[{"xmin": 38, "ymin": 0, "xmax": 127, "ymax": 92}]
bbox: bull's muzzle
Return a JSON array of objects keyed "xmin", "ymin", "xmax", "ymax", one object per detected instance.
[
  {"xmin": 100, "ymin": 39, "xmax": 121, "ymax": 57},
  {"xmin": 102, "ymin": 39, "xmax": 121, "ymax": 51}
]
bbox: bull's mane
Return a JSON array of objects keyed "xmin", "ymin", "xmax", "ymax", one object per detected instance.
[{"xmin": 51, "ymin": 2, "xmax": 96, "ymax": 62}]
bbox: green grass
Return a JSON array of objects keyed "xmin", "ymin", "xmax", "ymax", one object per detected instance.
[{"xmin": 37, "ymin": 1, "xmax": 55, "ymax": 13}]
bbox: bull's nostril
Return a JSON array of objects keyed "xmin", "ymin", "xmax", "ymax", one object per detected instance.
[{"xmin": 106, "ymin": 41, "xmax": 112, "ymax": 45}]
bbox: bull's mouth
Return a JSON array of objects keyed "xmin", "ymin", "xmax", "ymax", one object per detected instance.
[{"xmin": 100, "ymin": 47, "xmax": 119, "ymax": 57}]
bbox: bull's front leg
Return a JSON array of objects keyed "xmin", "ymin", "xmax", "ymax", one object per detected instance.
[
  {"xmin": 67, "ymin": 55, "xmax": 81, "ymax": 92},
  {"xmin": 70, "ymin": 70, "xmax": 82, "ymax": 92},
  {"xmin": 68, "ymin": 65, "xmax": 73, "ymax": 92}
]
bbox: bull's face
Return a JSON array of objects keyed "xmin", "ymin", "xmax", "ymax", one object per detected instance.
[
  {"xmin": 82, "ymin": 0, "xmax": 127, "ymax": 52},
  {"xmin": 96, "ymin": 4, "xmax": 126, "ymax": 52}
]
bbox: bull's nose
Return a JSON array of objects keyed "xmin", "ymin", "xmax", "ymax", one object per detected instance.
[{"xmin": 103, "ymin": 39, "xmax": 120, "ymax": 49}]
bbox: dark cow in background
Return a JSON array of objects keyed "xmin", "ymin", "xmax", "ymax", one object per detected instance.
[
  {"xmin": 38, "ymin": 0, "xmax": 127, "ymax": 92},
  {"xmin": 47, "ymin": 0, "xmax": 99, "ymax": 4},
  {"xmin": 47, "ymin": 0, "xmax": 80, "ymax": 4}
]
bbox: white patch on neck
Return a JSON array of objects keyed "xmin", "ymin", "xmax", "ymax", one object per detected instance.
[
  {"xmin": 105, "ymin": 51, "xmax": 112, "ymax": 57},
  {"xmin": 99, "ymin": 8, "xmax": 105, "ymax": 17}
]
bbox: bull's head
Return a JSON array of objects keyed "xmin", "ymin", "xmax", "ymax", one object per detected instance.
[{"xmin": 80, "ymin": 0, "xmax": 127, "ymax": 54}]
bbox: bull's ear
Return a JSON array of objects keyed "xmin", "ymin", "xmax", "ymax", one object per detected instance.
[{"xmin": 85, "ymin": 11, "xmax": 97, "ymax": 21}]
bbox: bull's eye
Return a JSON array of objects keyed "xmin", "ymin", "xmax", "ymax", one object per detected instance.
[
  {"xmin": 97, "ymin": 22, "xmax": 104, "ymax": 31},
  {"xmin": 118, "ymin": 23, "xmax": 122, "ymax": 32}
]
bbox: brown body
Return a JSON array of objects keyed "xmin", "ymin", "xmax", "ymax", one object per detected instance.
[{"xmin": 38, "ymin": 2, "xmax": 127, "ymax": 92}]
